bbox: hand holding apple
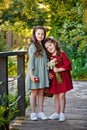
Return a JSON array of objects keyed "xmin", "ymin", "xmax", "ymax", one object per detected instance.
[{"xmin": 34, "ymin": 77, "xmax": 39, "ymax": 82}]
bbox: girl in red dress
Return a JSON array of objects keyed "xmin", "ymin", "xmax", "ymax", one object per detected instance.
[{"xmin": 44, "ymin": 37, "xmax": 73, "ymax": 121}]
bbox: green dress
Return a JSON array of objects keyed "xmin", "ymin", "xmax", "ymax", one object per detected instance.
[{"xmin": 25, "ymin": 43, "xmax": 49, "ymax": 92}]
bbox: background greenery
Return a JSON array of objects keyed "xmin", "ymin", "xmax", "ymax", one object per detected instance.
[{"xmin": 0, "ymin": 0, "xmax": 87, "ymax": 79}]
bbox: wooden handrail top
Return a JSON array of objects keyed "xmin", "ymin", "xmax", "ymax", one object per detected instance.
[{"xmin": 0, "ymin": 50, "xmax": 27, "ymax": 57}]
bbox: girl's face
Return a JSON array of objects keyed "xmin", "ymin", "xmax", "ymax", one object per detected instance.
[
  {"xmin": 35, "ymin": 29, "xmax": 45, "ymax": 42},
  {"xmin": 45, "ymin": 42, "xmax": 56, "ymax": 55}
]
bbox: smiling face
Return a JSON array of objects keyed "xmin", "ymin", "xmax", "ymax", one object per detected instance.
[
  {"xmin": 45, "ymin": 41, "xmax": 57, "ymax": 55},
  {"xmin": 35, "ymin": 29, "xmax": 45, "ymax": 42}
]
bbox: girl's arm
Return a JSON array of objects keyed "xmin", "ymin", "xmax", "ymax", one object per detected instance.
[
  {"xmin": 29, "ymin": 69, "xmax": 39, "ymax": 82},
  {"xmin": 53, "ymin": 67, "xmax": 66, "ymax": 73},
  {"xmin": 53, "ymin": 52, "xmax": 72, "ymax": 73},
  {"xmin": 28, "ymin": 44, "xmax": 38, "ymax": 82},
  {"xmin": 60, "ymin": 52, "xmax": 72, "ymax": 70},
  {"xmin": 29, "ymin": 69, "xmax": 34, "ymax": 82},
  {"xmin": 28, "ymin": 44, "xmax": 35, "ymax": 70}
]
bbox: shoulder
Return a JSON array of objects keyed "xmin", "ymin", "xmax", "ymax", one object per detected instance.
[
  {"xmin": 61, "ymin": 51, "xmax": 67, "ymax": 56},
  {"xmin": 29, "ymin": 43, "xmax": 36, "ymax": 51},
  {"xmin": 61, "ymin": 51, "xmax": 69, "ymax": 59},
  {"xmin": 28, "ymin": 43, "xmax": 36, "ymax": 54},
  {"xmin": 29, "ymin": 43, "xmax": 35, "ymax": 49}
]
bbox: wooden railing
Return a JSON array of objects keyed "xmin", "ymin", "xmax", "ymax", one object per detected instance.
[{"xmin": 0, "ymin": 51, "xmax": 27, "ymax": 117}]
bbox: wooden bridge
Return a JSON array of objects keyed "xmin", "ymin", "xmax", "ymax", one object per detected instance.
[
  {"xmin": 10, "ymin": 81, "xmax": 87, "ymax": 130},
  {"xmin": 0, "ymin": 51, "xmax": 87, "ymax": 130}
]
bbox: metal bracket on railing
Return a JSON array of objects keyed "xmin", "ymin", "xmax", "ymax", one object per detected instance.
[
  {"xmin": 9, "ymin": 95, "xmax": 21, "ymax": 107},
  {"xmin": 8, "ymin": 75, "xmax": 21, "ymax": 82},
  {"xmin": 0, "ymin": 81, "xmax": 4, "ymax": 85}
]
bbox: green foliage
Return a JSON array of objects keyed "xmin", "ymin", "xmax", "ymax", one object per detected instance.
[
  {"xmin": 0, "ymin": 91, "xmax": 30, "ymax": 128},
  {"xmin": 0, "ymin": 94, "xmax": 19, "ymax": 127},
  {"xmin": 0, "ymin": 39, "xmax": 7, "ymax": 51},
  {"xmin": 0, "ymin": 0, "xmax": 87, "ymax": 79},
  {"xmin": 0, "ymin": 106, "xmax": 6, "ymax": 126},
  {"xmin": 0, "ymin": 31, "xmax": 7, "ymax": 51},
  {"xmin": 8, "ymin": 57, "xmax": 17, "ymax": 77},
  {"xmin": 72, "ymin": 57, "xmax": 87, "ymax": 79}
]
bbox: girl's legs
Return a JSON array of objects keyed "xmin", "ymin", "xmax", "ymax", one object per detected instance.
[
  {"xmin": 59, "ymin": 93, "xmax": 66, "ymax": 121},
  {"xmin": 30, "ymin": 89, "xmax": 38, "ymax": 120},
  {"xmin": 54, "ymin": 94, "xmax": 60, "ymax": 113},
  {"xmin": 59, "ymin": 93, "xmax": 66, "ymax": 113},
  {"xmin": 37, "ymin": 88, "xmax": 47, "ymax": 120},
  {"xmin": 30, "ymin": 89, "xmax": 38, "ymax": 113},
  {"xmin": 38, "ymin": 88, "xmax": 44, "ymax": 112},
  {"xmin": 48, "ymin": 94, "xmax": 60, "ymax": 119}
]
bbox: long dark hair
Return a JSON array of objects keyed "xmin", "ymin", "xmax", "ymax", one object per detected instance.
[
  {"xmin": 44, "ymin": 37, "xmax": 62, "ymax": 59},
  {"xmin": 30, "ymin": 26, "xmax": 46, "ymax": 57}
]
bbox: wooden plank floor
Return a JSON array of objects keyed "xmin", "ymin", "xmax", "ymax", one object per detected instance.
[{"xmin": 10, "ymin": 81, "xmax": 87, "ymax": 130}]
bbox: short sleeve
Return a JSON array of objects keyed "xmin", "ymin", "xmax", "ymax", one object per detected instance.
[
  {"xmin": 61, "ymin": 52, "xmax": 72, "ymax": 70},
  {"xmin": 28, "ymin": 44, "xmax": 35, "ymax": 70}
]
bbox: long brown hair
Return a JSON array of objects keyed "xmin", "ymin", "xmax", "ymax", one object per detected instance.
[
  {"xmin": 30, "ymin": 26, "xmax": 46, "ymax": 57},
  {"xmin": 44, "ymin": 37, "xmax": 62, "ymax": 59}
]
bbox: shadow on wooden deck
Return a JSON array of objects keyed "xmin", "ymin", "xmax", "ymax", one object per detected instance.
[{"xmin": 10, "ymin": 81, "xmax": 87, "ymax": 130}]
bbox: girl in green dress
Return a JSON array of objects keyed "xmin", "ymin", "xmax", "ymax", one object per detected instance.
[{"xmin": 26, "ymin": 26, "xmax": 49, "ymax": 121}]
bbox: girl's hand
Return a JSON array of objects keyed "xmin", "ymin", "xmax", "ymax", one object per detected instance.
[
  {"xmin": 30, "ymin": 75, "xmax": 39, "ymax": 83},
  {"xmin": 34, "ymin": 77, "xmax": 39, "ymax": 82},
  {"xmin": 49, "ymin": 73, "xmax": 54, "ymax": 79},
  {"xmin": 30, "ymin": 75, "xmax": 35, "ymax": 82},
  {"xmin": 53, "ymin": 67, "xmax": 58, "ymax": 73}
]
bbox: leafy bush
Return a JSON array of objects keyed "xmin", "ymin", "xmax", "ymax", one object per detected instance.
[
  {"xmin": 72, "ymin": 57, "xmax": 87, "ymax": 79},
  {"xmin": 0, "ymin": 94, "xmax": 19, "ymax": 129},
  {"xmin": 8, "ymin": 57, "xmax": 17, "ymax": 77},
  {"xmin": 0, "ymin": 32, "xmax": 7, "ymax": 52}
]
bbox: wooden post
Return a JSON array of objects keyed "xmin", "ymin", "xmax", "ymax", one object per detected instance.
[
  {"xmin": 0, "ymin": 56, "xmax": 8, "ymax": 96},
  {"xmin": 0, "ymin": 56, "xmax": 9, "ymax": 130},
  {"xmin": 6, "ymin": 30, "xmax": 13, "ymax": 51},
  {"xmin": 17, "ymin": 54, "xmax": 25, "ymax": 116}
]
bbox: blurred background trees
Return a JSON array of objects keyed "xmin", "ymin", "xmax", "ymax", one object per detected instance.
[{"xmin": 0, "ymin": 0, "xmax": 87, "ymax": 79}]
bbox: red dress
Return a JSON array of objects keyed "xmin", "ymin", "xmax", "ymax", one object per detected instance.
[{"xmin": 49, "ymin": 52, "xmax": 73, "ymax": 94}]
